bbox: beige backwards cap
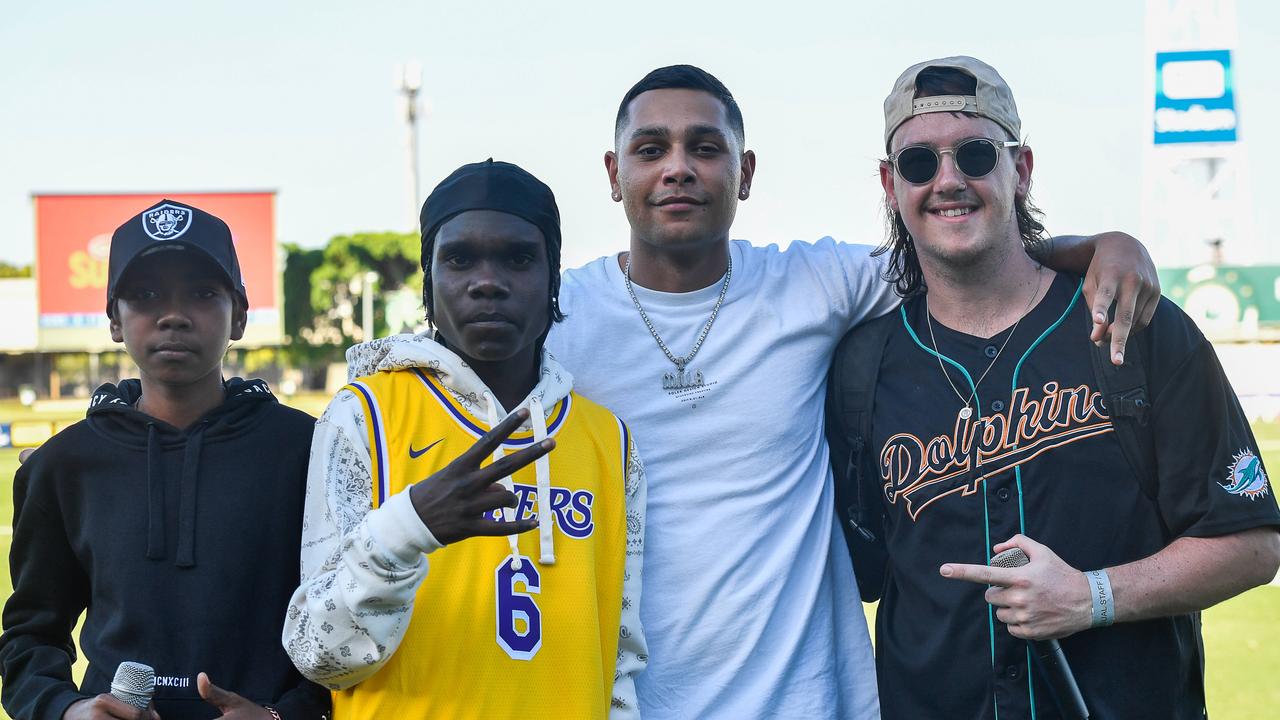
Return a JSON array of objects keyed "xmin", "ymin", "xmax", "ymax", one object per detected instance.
[{"xmin": 883, "ymin": 56, "xmax": 1021, "ymax": 151}]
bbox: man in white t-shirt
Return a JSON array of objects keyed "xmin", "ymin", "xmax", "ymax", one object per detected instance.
[{"xmin": 546, "ymin": 64, "xmax": 1159, "ymax": 719}]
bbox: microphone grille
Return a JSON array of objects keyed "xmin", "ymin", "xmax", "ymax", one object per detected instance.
[
  {"xmin": 111, "ymin": 661, "xmax": 155, "ymax": 709},
  {"xmin": 989, "ymin": 547, "xmax": 1030, "ymax": 569}
]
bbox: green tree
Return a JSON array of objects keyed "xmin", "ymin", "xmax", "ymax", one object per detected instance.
[
  {"xmin": 310, "ymin": 232, "xmax": 418, "ymax": 318},
  {"xmin": 277, "ymin": 233, "xmax": 420, "ymax": 374},
  {"xmin": 0, "ymin": 261, "xmax": 32, "ymax": 278},
  {"xmin": 279, "ymin": 243, "xmax": 340, "ymax": 368},
  {"xmin": 282, "ymin": 243, "xmax": 325, "ymax": 340}
]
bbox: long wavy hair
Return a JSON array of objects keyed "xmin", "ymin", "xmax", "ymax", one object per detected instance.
[{"xmin": 874, "ymin": 68, "xmax": 1047, "ymax": 298}]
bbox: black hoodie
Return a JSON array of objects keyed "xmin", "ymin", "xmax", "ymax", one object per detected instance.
[{"xmin": 0, "ymin": 378, "xmax": 330, "ymax": 720}]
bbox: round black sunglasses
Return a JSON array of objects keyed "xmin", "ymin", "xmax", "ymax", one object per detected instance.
[{"xmin": 889, "ymin": 138, "xmax": 1020, "ymax": 185}]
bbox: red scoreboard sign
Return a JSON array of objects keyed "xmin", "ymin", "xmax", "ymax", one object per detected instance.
[{"xmin": 33, "ymin": 192, "xmax": 281, "ymax": 350}]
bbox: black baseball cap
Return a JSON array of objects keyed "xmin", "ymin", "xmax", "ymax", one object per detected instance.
[
  {"xmin": 106, "ymin": 199, "xmax": 248, "ymax": 316},
  {"xmin": 419, "ymin": 159, "xmax": 562, "ymax": 264}
]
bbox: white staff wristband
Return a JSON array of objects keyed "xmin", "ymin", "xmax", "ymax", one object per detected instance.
[{"xmin": 1085, "ymin": 568, "xmax": 1114, "ymax": 628}]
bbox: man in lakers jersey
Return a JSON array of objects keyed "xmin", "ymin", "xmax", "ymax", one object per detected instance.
[{"xmin": 284, "ymin": 159, "xmax": 646, "ymax": 719}]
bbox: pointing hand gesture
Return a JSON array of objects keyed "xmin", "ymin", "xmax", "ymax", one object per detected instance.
[
  {"xmin": 409, "ymin": 408, "xmax": 554, "ymax": 545},
  {"xmin": 939, "ymin": 534, "xmax": 1092, "ymax": 640}
]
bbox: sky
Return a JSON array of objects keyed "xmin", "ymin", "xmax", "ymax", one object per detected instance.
[{"xmin": 2, "ymin": 0, "xmax": 1278, "ymax": 272}]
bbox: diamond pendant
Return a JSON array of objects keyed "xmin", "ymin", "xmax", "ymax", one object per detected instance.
[
  {"xmin": 663, "ymin": 366, "xmax": 705, "ymax": 390},
  {"xmin": 959, "ymin": 406, "xmax": 973, "ymax": 420}
]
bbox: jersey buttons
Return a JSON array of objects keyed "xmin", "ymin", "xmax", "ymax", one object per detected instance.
[
  {"xmin": 991, "ymin": 400, "xmax": 1005, "ymax": 412},
  {"xmin": 984, "ymin": 344, "xmax": 999, "ymax": 358},
  {"xmin": 996, "ymin": 488, "xmax": 1010, "ymax": 502}
]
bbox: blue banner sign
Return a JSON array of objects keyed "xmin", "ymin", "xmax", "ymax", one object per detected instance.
[{"xmin": 1154, "ymin": 50, "xmax": 1237, "ymax": 145}]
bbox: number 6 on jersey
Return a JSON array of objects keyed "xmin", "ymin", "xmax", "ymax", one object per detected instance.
[{"xmin": 495, "ymin": 554, "xmax": 542, "ymax": 660}]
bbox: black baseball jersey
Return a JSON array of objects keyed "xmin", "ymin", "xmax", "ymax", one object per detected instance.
[{"xmin": 867, "ymin": 271, "xmax": 1280, "ymax": 720}]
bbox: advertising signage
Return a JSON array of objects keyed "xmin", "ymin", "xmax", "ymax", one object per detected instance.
[
  {"xmin": 1153, "ymin": 49, "xmax": 1237, "ymax": 145},
  {"xmin": 33, "ymin": 192, "xmax": 281, "ymax": 351}
]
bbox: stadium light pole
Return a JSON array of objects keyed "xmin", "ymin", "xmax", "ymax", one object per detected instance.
[
  {"xmin": 362, "ymin": 270, "xmax": 378, "ymax": 341},
  {"xmin": 398, "ymin": 62, "xmax": 423, "ymax": 232}
]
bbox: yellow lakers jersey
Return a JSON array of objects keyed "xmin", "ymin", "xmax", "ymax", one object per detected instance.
[{"xmin": 333, "ymin": 368, "xmax": 629, "ymax": 720}]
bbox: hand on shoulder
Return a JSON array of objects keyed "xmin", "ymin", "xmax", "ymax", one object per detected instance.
[{"xmin": 1082, "ymin": 231, "xmax": 1161, "ymax": 366}]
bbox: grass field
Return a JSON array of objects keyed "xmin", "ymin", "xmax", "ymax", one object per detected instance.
[{"xmin": 0, "ymin": 400, "xmax": 1276, "ymax": 717}]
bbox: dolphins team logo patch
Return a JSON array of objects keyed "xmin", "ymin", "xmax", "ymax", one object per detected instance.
[
  {"xmin": 1221, "ymin": 450, "xmax": 1270, "ymax": 500},
  {"xmin": 142, "ymin": 203, "xmax": 192, "ymax": 241}
]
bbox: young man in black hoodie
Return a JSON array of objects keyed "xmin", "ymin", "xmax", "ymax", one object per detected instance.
[{"xmin": 0, "ymin": 200, "xmax": 330, "ymax": 720}]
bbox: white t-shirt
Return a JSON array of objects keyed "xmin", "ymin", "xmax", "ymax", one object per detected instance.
[{"xmin": 547, "ymin": 238, "xmax": 898, "ymax": 719}]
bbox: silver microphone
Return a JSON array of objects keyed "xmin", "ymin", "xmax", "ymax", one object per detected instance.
[
  {"xmin": 110, "ymin": 661, "xmax": 155, "ymax": 710},
  {"xmin": 989, "ymin": 547, "xmax": 1090, "ymax": 720}
]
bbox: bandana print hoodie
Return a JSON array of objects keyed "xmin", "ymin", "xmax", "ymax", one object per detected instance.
[{"xmin": 282, "ymin": 332, "xmax": 647, "ymax": 718}]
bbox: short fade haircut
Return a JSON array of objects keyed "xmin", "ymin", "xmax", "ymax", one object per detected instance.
[
  {"xmin": 875, "ymin": 66, "xmax": 1047, "ymax": 298},
  {"xmin": 614, "ymin": 64, "xmax": 745, "ymax": 148}
]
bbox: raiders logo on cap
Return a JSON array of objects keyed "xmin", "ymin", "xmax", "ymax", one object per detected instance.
[{"xmin": 142, "ymin": 203, "xmax": 193, "ymax": 241}]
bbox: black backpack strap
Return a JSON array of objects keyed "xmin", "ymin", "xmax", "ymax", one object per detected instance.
[
  {"xmin": 1088, "ymin": 327, "xmax": 1158, "ymax": 502},
  {"xmin": 1089, "ymin": 319, "xmax": 1205, "ymax": 690},
  {"xmin": 827, "ymin": 310, "xmax": 897, "ymax": 602}
]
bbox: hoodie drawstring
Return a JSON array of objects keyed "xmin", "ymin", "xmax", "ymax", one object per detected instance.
[
  {"xmin": 175, "ymin": 421, "xmax": 208, "ymax": 568},
  {"xmin": 145, "ymin": 424, "xmax": 165, "ymax": 560},
  {"xmin": 528, "ymin": 395, "xmax": 555, "ymax": 565},
  {"xmin": 142, "ymin": 419, "xmax": 208, "ymax": 568},
  {"xmin": 484, "ymin": 392, "xmax": 525, "ymax": 569},
  {"xmin": 483, "ymin": 392, "xmax": 556, "ymax": 567}
]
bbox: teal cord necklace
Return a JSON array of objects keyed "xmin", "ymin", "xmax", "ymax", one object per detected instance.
[{"xmin": 924, "ymin": 264, "xmax": 1043, "ymax": 420}]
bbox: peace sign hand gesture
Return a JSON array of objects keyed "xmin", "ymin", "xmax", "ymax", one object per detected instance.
[{"xmin": 408, "ymin": 408, "xmax": 553, "ymax": 545}]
